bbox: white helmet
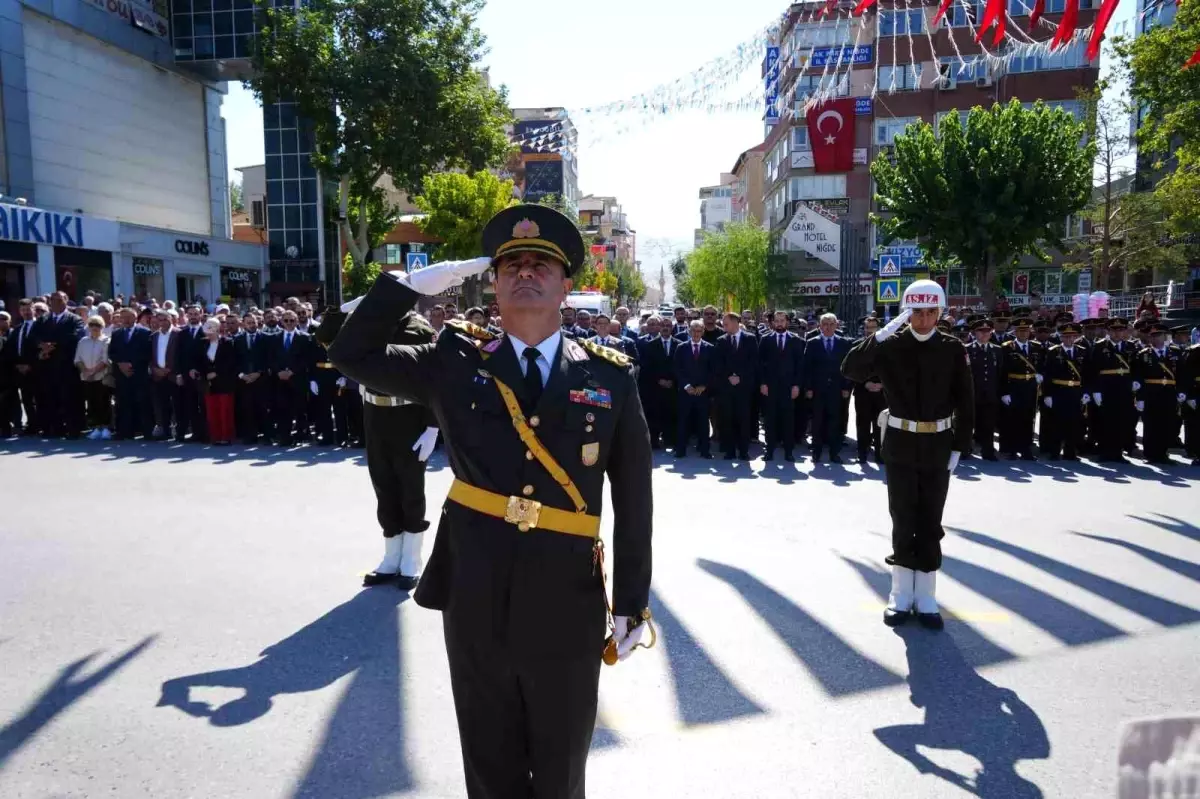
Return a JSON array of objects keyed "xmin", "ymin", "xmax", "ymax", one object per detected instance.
[{"xmin": 901, "ymin": 279, "xmax": 945, "ymax": 311}]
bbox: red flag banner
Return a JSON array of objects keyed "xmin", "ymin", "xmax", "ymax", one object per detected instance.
[
  {"xmin": 1051, "ymin": 0, "xmax": 1079, "ymax": 49},
  {"xmin": 1029, "ymin": 0, "xmax": 1045, "ymax": 27},
  {"xmin": 1185, "ymin": 45, "xmax": 1200, "ymax": 69},
  {"xmin": 932, "ymin": 0, "xmax": 955, "ymax": 25},
  {"xmin": 852, "ymin": 0, "xmax": 877, "ymax": 14},
  {"xmin": 818, "ymin": 0, "xmax": 838, "ymax": 18},
  {"xmin": 806, "ymin": 98, "xmax": 857, "ymax": 173},
  {"xmin": 975, "ymin": 0, "xmax": 1004, "ymax": 43},
  {"xmin": 1086, "ymin": 0, "xmax": 1120, "ymax": 61}
]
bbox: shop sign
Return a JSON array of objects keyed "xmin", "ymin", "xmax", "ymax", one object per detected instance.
[
  {"xmin": 175, "ymin": 239, "xmax": 211, "ymax": 256},
  {"xmin": 0, "ymin": 203, "xmax": 119, "ymax": 249},
  {"xmin": 132, "ymin": 257, "xmax": 162, "ymax": 276},
  {"xmin": 223, "ymin": 269, "xmax": 253, "ymax": 283},
  {"xmin": 792, "ymin": 277, "xmax": 873, "ymax": 296},
  {"xmin": 83, "ymin": 0, "xmax": 170, "ymax": 41}
]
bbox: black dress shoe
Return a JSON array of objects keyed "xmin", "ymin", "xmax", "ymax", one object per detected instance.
[
  {"xmin": 917, "ymin": 612, "xmax": 944, "ymax": 630},
  {"xmin": 1021, "ymin": 453, "xmax": 1038, "ymax": 461},
  {"xmin": 883, "ymin": 608, "xmax": 911, "ymax": 627},
  {"xmin": 829, "ymin": 454, "xmax": 843, "ymax": 464},
  {"xmin": 739, "ymin": 451, "xmax": 750, "ymax": 460},
  {"xmin": 396, "ymin": 574, "xmax": 419, "ymax": 591},
  {"xmin": 723, "ymin": 453, "xmax": 735, "ymax": 460},
  {"xmin": 362, "ymin": 571, "xmax": 399, "ymax": 587},
  {"xmin": 762, "ymin": 452, "xmax": 774, "ymax": 462},
  {"xmin": 983, "ymin": 453, "xmax": 998, "ymax": 461},
  {"xmin": 700, "ymin": 452, "xmax": 713, "ymax": 459}
]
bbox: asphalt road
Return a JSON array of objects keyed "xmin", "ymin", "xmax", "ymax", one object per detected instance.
[{"xmin": 1, "ymin": 436, "xmax": 1198, "ymax": 798}]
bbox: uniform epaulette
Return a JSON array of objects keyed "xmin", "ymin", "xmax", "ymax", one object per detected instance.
[
  {"xmin": 1001, "ymin": 339, "xmax": 1014, "ymax": 347},
  {"xmin": 446, "ymin": 319, "xmax": 496, "ymax": 342},
  {"xmin": 581, "ymin": 337, "xmax": 632, "ymax": 368},
  {"xmin": 1048, "ymin": 344, "xmax": 1061, "ymax": 351}
]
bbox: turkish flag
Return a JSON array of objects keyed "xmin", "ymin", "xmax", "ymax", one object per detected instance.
[{"xmin": 806, "ymin": 98, "xmax": 856, "ymax": 173}]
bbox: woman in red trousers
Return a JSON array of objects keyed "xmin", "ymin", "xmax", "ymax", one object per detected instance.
[{"xmin": 201, "ymin": 318, "xmax": 238, "ymax": 445}]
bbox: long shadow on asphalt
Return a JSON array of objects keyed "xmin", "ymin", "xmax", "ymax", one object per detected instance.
[
  {"xmin": 1074, "ymin": 532, "xmax": 1200, "ymax": 584},
  {"xmin": 950, "ymin": 529, "xmax": 1200, "ymax": 628},
  {"xmin": 873, "ymin": 628, "xmax": 1050, "ymax": 798},
  {"xmin": 0, "ymin": 635, "xmax": 157, "ymax": 770},
  {"xmin": 697, "ymin": 559, "xmax": 903, "ymax": 697},
  {"xmin": 1130, "ymin": 513, "xmax": 1200, "ymax": 543},
  {"xmin": 157, "ymin": 590, "xmax": 412, "ymax": 799},
  {"xmin": 953, "ymin": 456, "xmax": 1196, "ymax": 488},
  {"xmin": 649, "ymin": 589, "xmax": 764, "ymax": 727}
]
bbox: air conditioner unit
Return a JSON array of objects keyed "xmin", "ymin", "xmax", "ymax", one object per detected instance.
[
  {"xmin": 938, "ymin": 63, "xmax": 957, "ymax": 90},
  {"xmin": 975, "ymin": 75, "xmax": 993, "ymax": 87}
]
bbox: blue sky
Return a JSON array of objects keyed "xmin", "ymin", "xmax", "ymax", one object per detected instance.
[{"xmin": 222, "ymin": 0, "xmax": 1139, "ymax": 293}]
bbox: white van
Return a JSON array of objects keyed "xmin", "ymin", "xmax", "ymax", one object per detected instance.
[{"xmin": 562, "ymin": 292, "xmax": 612, "ymax": 319}]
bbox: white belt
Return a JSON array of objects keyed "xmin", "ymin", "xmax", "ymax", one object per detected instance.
[
  {"xmin": 886, "ymin": 415, "xmax": 954, "ymax": 434},
  {"xmin": 360, "ymin": 387, "xmax": 412, "ymax": 407}
]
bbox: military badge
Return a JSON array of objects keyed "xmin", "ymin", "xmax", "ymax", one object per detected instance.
[
  {"xmin": 513, "ymin": 218, "xmax": 540, "ymax": 238},
  {"xmin": 581, "ymin": 442, "xmax": 600, "ymax": 466},
  {"xmin": 569, "ymin": 388, "xmax": 612, "ymax": 409}
]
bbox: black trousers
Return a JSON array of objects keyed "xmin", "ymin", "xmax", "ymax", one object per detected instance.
[
  {"xmin": 312, "ymin": 378, "xmax": 338, "ymax": 442},
  {"xmin": 444, "ymin": 611, "xmax": 600, "ymax": 799},
  {"xmin": 0, "ymin": 383, "xmax": 19, "ymax": 434},
  {"xmin": 16, "ymin": 370, "xmax": 37, "ymax": 431},
  {"xmin": 114, "ymin": 373, "xmax": 152, "ymax": 438},
  {"xmin": 1184, "ymin": 402, "xmax": 1198, "ymax": 458},
  {"xmin": 972, "ymin": 400, "xmax": 998, "ymax": 457},
  {"xmin": 718, "ymin": 386, "xmax": 753, "ymax": 456},
  {"xmin": 1142, "ymin": 392, "xmax": 1179, "ymax": 461},
  {"xmin": 236, "ymin": 379, "xmax": 271, "ymax": 442},
  {"xmin": 884, "ymin": 464, "xmax": 950, "ymax": 572},
  {"xmin": 999, "ymin": 394, "xmax": 1037, "ymax": 456},
  {"xmin": 854, "ymin": 390, "xmax": 886, "ymax": 458},
  {"xmin": 151, "ymin": 377, "xmax": 175, "ymax": 436},
  {"xmin": 81, "ymin": 380, "xmax": 111, "ymax": 429},
  {"xmin": 1041, "ymin": 395, "xmax": 1083, "ymax": 458},
  {"xmin": 35, "ymin": 365, "xmax": 83, "ymax": 436},
  {"xmin": 762, "ymin": 388, "xmax": 795, "ymax": 453},
  {"xmin": 335, "ymin": 386, "xmax": 363, "ymax": 444},
  {"xmin": 810, "ymin": 394, "xmax": 844, "ymax": 456},
  {"xmin": 364, "ymin": 403, "xmax": 428, "ymax": 535},
  {"xmin": 1095, "ymin": 392, "xmax": 1133, "ymax": 459},
  {"xmin": 793, "ymin": 394, "xmax": 810, "ymax": 448},
  {"xmin": 272, "ymin": 378, "xmax": 306, "ymax": 442},
  {"xmin": 675, "ymin": 393, "xmax": 710, "ymax": 456},
  {"xmin": 647, "ymin": 384, "xmax": 675, "ymax": 447},
  {"xmin": 177, "ymin": 377, "xmax": 207, "ymax": 441}
]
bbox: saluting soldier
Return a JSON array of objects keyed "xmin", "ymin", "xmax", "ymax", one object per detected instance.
[
  {"xmin": 842, "ymin": 280, "xmax": 974, "ymax": 630},
  {"xmin": 997, "ymin": 317, "xmax": 1043, "ymax": 460},
  {"xmin": 1133, "ymin": 321, "xmax": 1184, "ymax": 465},
  {"xmin": 1040, "ymin": 321, "xmax": 1089, "ymax": 461},
  {"xmin": 328, "ymin": 204, "xmax": 654, "ymax": 799},
  {"xmin": 1086, "ymin": 318, "xmax": 1137, "ymax": 462},
  {"xmin": 965, "ymin": 317, "xmax": 1002, "ymax": 460}
]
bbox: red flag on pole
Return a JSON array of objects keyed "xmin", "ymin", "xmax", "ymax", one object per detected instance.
[
  {"xmin": 806, "ymin": 98, "xmax": 857, "ymax": 173},
  {"xmin": 1185, "ymin": 45, "xmax": 1200, "ymax": 70},
  {"xmin": 852, "ymin": 0, "xmax": 876, "ymax": 14},
  {"xmin": 1086, "ymin": 0, "xmax": 1120, "ymax": 61},
  {"xmin": 1051, "ymin": 0, "xmax": 1080, "ymax": 49},
  {"xmin": 975, "ymin": 0, "xmax": 1005, "ymax": 43},
  {"xmin": 818, "ymin": 0, "xmax": 838, "ymax": 18},
  {"xmin": 932, "ymin": 0, "xmax": 955, "ymax": 26},
  {"xmin": 1028, "ymin": 0, "xmax": 1045, "ymax": 28}
]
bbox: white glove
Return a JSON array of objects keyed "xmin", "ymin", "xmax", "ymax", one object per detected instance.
[
  {"xmin": 1136, "ymin": 400, "xmax": 1145, "ymax": 412},
  {"xmin": 1081, "ymin": 393, "xmax": 1090, "ymax": 406},
  {"xmin": 335, "ymin": 377, "xmax": 347, "ymax": 388},
  {"xmin": 411, "ymin": 426, "xmax": 439, "ymax": 462},
  {"xmin": 1035, "ymin": 374, "xmax": 1044, "ymax": 385},
  {"xmin": 1178, "ymin": 392, "xmax": 1187, "ymax": 403},
  {"xmin": 403, "ymin": 257, "xmax": 492, "ymax": 296},
  {"xmin": 1189, "ymin": 399, "xmax": 1197, "ymax": 410},
  {"xmin": 613, "ymin": 616, "xmax": 645, "ymax": 661},
  {"xmin": 1044, "ymin": 396, "xmax": 1053, "ymax": 408},
  {"xmin": 340, "ymin": 295, "xmax": 364, "ymax": 313},
  {"xmin": 948, "ymin": 451, "xmax": 961, "ymax": 473},
  {"xmin": 1092, "ymin": 392, "xmax": 1102, "ymax": 406},
  {"xmin": 1001, "ymin": 394, "xmax": 1012, "ymax": 406},
  {"xmin": 309, "ymin": 380, "xmax": 318, "ymax": 396},
  {"xmin": 1133, "ymin": 381, "xmax": 1141, "ymax": 392},
  {"xmin": 875, "ymin": 309, "xmax": 912, "ymax": 342}
]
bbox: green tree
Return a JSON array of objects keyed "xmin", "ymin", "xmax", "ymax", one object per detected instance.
[
  {"xmin": 413, "ymin": 170, "xmax": 516, "ymax": 305},
  {"xmin": 668, "ymin": 255, "xmax": 693, "ymax": 306},
  {"xmin": 247, "ymin": 0, "xmax": 512, "ymax": 300},
  {"xmin": 871, "ymin": 100, "xmax": 1094, "ymax": 308},
  {"xmin": 610, "ymin": 258, "xmax": 646, "ymax": 306},
  {"xmin": 229, "ymin": 179, "xmax": 244, "ymax": 212},
  {"xmin": 342, "ymin": 250, "xmax": 381, "ymax": 300},
  {"xmin": 683, "ymin": 222, "xmax": 780, "ymax": 310}
]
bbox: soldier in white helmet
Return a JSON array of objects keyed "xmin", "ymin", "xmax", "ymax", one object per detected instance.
[{"xmin": 842, "ymin": 280, "xmax": 974, "ymax": 629}]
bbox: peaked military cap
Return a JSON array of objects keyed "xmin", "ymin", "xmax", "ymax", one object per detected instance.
[
  {"xmin": 1134, "ymin": 319, "xmax": 1153, "ymax": 332},
  {"xmin": 482, "ymin": 204, "xmax": 586, "ymax": 277},
  {"xmin": 1171, "ymin": 324, "xmax": 1190, "ymax": 335},
  {"xmin": 1057, "ymin": 321, "xmax": 1082, "ymax": 335},
  {"xmin": 1014, "ymin": 317, "xmax": 1036, "ymax": 330},
  {"xmin": 1148, "ymin": 321, "xmax": 1170, "ymax": 335},
  {"xmin": 936, "ymin": 318, "xmax": 953, "ymax": 332},
  {"xmin": 970, "ymin": 317, "xmax": 994, "ymax": 331},
  {"xmin": 1054, "ymin": 311, "xmax": 1075, "ymax": 324},
  {"xmin": 1106, "ymin": 317, "xmax": 1129, "ymax": 329}
]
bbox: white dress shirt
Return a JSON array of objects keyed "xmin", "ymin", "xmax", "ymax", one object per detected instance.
[
  {"xmin": 507, "ymin": 330, "xmax": 561, "ymax": 388},
  {"xmin": 156, "ymin": 331, "xmax": 170, "ymax": 368}
]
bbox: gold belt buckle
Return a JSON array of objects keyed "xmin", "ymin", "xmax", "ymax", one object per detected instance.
[
  {"xmin": 505, "ymin": 496, "xmax": 542, "ymax": 532},
  {"xmin": 917, "ymin": 421, "xmax": 936, "ymax": 434}
]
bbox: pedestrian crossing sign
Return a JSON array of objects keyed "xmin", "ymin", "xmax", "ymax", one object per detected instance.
[
  {"xmin": 879, "ymin": 257, "xmax": 900, "ymax": 277},
  {"xmin": 877, "ymin": 279, "xmax": 900, "ymax": 303}
]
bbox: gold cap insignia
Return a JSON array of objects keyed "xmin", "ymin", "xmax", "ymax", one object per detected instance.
[{"xmin": 512, "ymin": 219, "xmax": 540, "ymax": 239}]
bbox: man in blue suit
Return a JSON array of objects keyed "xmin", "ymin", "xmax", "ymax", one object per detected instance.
[
  {"xmin": 638, "ymin": 316, "xmax": 677, "ymax": 449},
  {"xmin": 672, "ymin": 319, "xmax": 716, "ymax": 458},
  {"xmin": 714, "ymin": 311, "xmax": 758, "ymax": 459},
  {"xmin": 108, "ymin": 307, "xmax": 154, "ymax": 439},
  {"xmin": 758, "ymin": 310, "xmax": 805, "ymax": 461},
  {"xmin": 803, "ymin": 312, "xmax": 853, "ymax": 463}
]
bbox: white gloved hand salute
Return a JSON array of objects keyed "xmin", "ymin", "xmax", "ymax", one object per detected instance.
[
  {"xmin": 1044, "ymin": 396, "xmax": 1053, "ymax": 408},
  {"xmin": 1081, "ymin": 393, "xmax": 1090, "ymax": 406},
  {"xmin": 875, "ymin": 309, "xmax": 912, "ymax": 342},
  {"xmin": 1136, "ymin": 400, "xmax": 1145, "ymax": 412},
  {"xmin": 1092, "ymin": 392, "xmax": 1102, "ymax": 406},
  {"xmin": 411, "ymin": 426, "xmax": 439, "ymax": 462},
  {"xmin": 1000, "ymin": 395, "xmax": 1012, "ymax": 406},
  {"xmin": 403, "ymin": 257, "xmax": 493, "ymax": 296}
]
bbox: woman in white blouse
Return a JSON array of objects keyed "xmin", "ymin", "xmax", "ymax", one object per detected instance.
[
  {"xmin": 75, "ymin": 315, "xmax": 112, "ymax": 440},
  {"xmin": 201, "ymin": 318, "xmax": 238, "ymax": 445}
]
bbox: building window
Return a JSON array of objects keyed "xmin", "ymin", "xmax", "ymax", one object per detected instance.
[
  {"xmin": 132, "ymin": 257, "xmax": 165, "ymax": 302},
  {"xmin": 875, "ymin": 116, "xmax": 922, "ymax": 146},
  {"xmin": 794, "ymin": 72, "xmax": 850, "ymax": 104},
  {"xmin": 944, "ymin": 1, "xmax": 977, "ymax": 27},
  {"xmin": 938, "ymin": 56, "xmax": 988, "ymax": 86},
  {"xmin": 788, "ymin": 175, "xmax": 847, "ymax": 200},
  {"xmin": 384, "ymin": 244, "xmax": 403, "ymax": 264},
  {"xmin": 792, "ymin": 126, "xmax": 810, "ymax": 151},
  {"xmin": 1009, "ymin": 0, "xmax": 1067, "ymax": 14},
  {"xmin": 879, "ymin": 8, "xmax": 925, "ymax": 35},
  {"xmin": 1005, "ymin": 41, "xmax": 1088, "ymax": 73},
  {"xmin": 251, "ymin": 199, "xmax": 264, "ymax": 228},
  {"xmin": 793, "ymin": 22, "xmax": 855, "ymax": 51},
  {"xmin": 878, "ymin": 64, "xmax": 923, "ymax": 92}
]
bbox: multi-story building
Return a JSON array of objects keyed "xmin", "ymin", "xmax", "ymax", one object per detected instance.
[
  {"xmin": 731, "ymin": 145, "xmax": 767, "ymax": 226},
  {"xmin": 578, "ymin": 195, "xmax": 635, "ymax": 275},
  {"xmin": 761, "ymin": 0, "xmax": 1100, "ymax": 310},
  {"xmin": 0, "ymin": 0, "xmax": 267, "ymax": 311},
  {"xmin": 510, "ymin": 107, "xmax": 580, "ymax": 219},
  {"xmin": 696, "ymin": 174, "xmax": 736, "ymax": 246}
]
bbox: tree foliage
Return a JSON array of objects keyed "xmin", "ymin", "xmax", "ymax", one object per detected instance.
[
  {"xmin": 682, "ymin": 222, "xmax": 781, "ymax": 310},
  {"xmin": 871, "ymin": 100, "xmax": 1094, "ymax": 307},
  {"xmin": 247, "ymin": 0, "xmax": 513, "ymax": 295},
  {"xmin": 342, "ymin": 250, "xmax": 381, "ymax": 300},
  {"xmin": 610, "ymin": 258, "xmax": 646, "ymax": 306},
  {"xmin": 668, "ymin": 255, "xmax": 692, "ymax": 306},
  {"xmin": 413, "ymin": 171, "xmax": 516, "ymax": 305},
  {"xmin": 229, "ymin": 180, "xmax": 244, "ymax": 212}
]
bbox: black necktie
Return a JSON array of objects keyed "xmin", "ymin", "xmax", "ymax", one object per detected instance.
[{"xmin": 522, "ymin": 347, "xmax": 543, "ymax": 412}]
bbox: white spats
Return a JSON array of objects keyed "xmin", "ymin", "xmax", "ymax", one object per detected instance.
[
  {"xmin": 374, "ymin": 536, "xmax": 402, "ymax": 575},
  {"xmin": 888, "ymin": 565, "xmax": 915, "ymax": 612},
  {"xmin": 400, "ymin": 532, "xmax": 425, "ymax": 578},
  {"xmin": 914, "ymin": 569, "xmax": 939, "ymax": 614}
]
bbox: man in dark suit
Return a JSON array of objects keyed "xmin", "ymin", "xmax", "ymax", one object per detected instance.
[
  {"xmin": 672, "ymin": 319, "xmax": 716, "ymax": 458},
  {"xmin": 173, "ymin": 305, "xmax": 209, "ymax": 443},
  {"xmin": 714, "ymin": 311, "xmax": 757, "ymax": 459},
  {"xmin": 852, "ymin": 316, "xmax": 888, "ymax": 463},
  {"xmin": 0, "ymin": 311, "xmax": 16, "ymax": 437},
  {"xmin": 234, "ymin": 313, "xmax": 272, "ymax": 444},
  {"xmin": 148, "ymin": 311, "xmax": 179, "ymax": 439},
  {"xmin": 9, "ymin": 299, "xmax": 38, "ymax": 433},
  {"xmin": 803, "ymin": 312, "xmax": 853, "ymax": 463},
  {"xmin": 30, "ymin": 292, "xmax": 85, "ymax": 438},
  {"xmin": 107, "ymin": 307, "xmax": 154, "ymax": 439},
  {"xmin": 638, "ymin": 316, "xmax": 677, "ymax": 449},
  {"xmin": 268, "ymin": 309, "xmax": 312, "ymax": 445},
  {"xmin": 758, "ymin": 310, "xmax": 804, "ymax": 461}
]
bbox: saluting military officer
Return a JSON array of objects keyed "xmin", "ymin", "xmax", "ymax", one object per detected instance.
[
  {"xmin": 842, "ymin": 280, "xmax": 974, "ymax": 630},
  {"xmin": 1040, "ymin": 321, "xmax": 1090, "ymax": 461},
  {"xmin": 1086, "ymin": 318, "xmax": 1137, "ymax": 462},
  {"xmin": 328, "ymin": 204, "xmax": 654, "ymax": 799}
]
